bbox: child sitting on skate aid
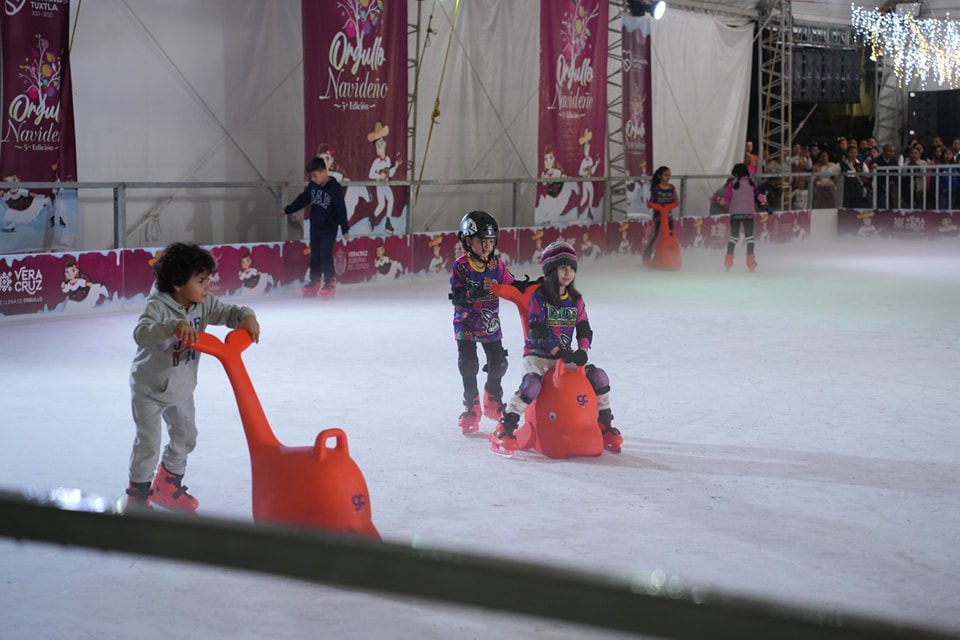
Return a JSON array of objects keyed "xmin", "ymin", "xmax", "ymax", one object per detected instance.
[{"xmin": 491, "ymin": 240, "xmax": 622, "ymax": 456}]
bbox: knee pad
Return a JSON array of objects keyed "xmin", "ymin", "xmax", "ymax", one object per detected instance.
[
  {"xmin": 483, "ymin": 345, "xmax": 509, "ymax": 379},
  {"xmin": 518, "ymin": 373, "xmax": 543, "ymax": 403},
  {"xmin": 457, "ymin": 345, "xmax": 479, "ymax": 377},
  {"xmin": 586, "ymin": 364, "xmax": 610, "ymax": 395}
]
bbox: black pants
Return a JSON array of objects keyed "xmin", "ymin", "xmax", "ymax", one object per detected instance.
[
  {"xmin": 727, "ymin": 216, "xmax": 754, "ymax": 255},
  {"xmin": 309, "ymin": 233, "xmax": 336, "ymax": 285},
  {"xmin": 457, "ymin": 339, "xmax": 508, "ymax": 399}
]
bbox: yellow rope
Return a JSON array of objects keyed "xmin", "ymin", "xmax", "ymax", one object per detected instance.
[
  {"xmin": 415, "ymin": 0, "xmax": 461, "ymax": 203},
  {"xmin": 69, "ymin": 0, "xmax": 83, "ymax": 55}
]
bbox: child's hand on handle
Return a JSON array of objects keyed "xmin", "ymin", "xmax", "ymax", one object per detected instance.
[
  {"xmin": 482, "ymin": 277, "xmax": 497, "ymax": 291},
  {"xmin": 556, "ymin": 348, "xmax": 588, "ymax": 366},
  {"xmin": 240, "ymin": 315, "xmax": 261, "ymax": 344},
  {"xmin": 174, "ymin": 320, "xmax": 198, "ymax": 346}
]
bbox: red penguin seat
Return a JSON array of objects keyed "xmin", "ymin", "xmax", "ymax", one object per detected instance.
[
  {"xmin": 649, "ymin": 201, "xmax": 682, "ymax": 271},
  {"xmin": 490, "ymin": 283, "xmax": 603, "ymax": 459}
]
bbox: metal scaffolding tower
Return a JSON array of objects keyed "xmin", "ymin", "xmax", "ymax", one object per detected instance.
[
  {"xmin": 606, "ymin": 5, "xmax": 626, "ymax": 223},
  {"xmin": 757, "ymin": 0, "xmax": 793, "ymax": 208}
]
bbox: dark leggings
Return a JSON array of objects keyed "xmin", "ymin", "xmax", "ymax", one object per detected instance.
[
  {"xmin": 309, "ymin": 233, "xmax": 336, "ymax": 285},
  {"xmin": 727, "ymin": 216, "xmax": 755, "ymax": 255},
  {"xmin": 457, "ymin": 340, "xmax": 508, "ymax": 399}
]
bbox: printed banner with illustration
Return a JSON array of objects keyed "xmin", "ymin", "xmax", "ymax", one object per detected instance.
[
  {"xmin": 0, "ymin": 0, "xmax": 78, "ymax": 254},
  {"xmin": 1, "ymin": 213, "xmax": 815, "ymax": 318},
  {"xmin": 536, "ymin": 0, "xmax": 608, "ymax": 225},
  {"xmin": 301, "ymin": 0, "xmax": 408, "ymax": 237},
  {"xmin": 621, "ymin": 14, "xmax": 653, "ymax": 216},
  {"xmin": 837, "ymin": 209, "xmax": 960, "ymax": 239}
]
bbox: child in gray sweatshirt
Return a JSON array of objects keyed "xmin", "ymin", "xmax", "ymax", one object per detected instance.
[{"xmin": 126, "ymin": 242, "xmax": 260, "ymax": 511}]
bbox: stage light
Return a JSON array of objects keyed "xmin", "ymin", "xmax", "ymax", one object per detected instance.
[{"xmin": 628, "ymin": 1, "xmax": 666, "ymax": 20}]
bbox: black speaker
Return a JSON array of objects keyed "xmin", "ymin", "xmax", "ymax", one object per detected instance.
[{"xmin": 791, "ymin": 46, "xmax": 861, "ymax": 103}]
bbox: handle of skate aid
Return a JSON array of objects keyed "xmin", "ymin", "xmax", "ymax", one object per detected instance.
[
  {"xmin": 649, "ymin": 201, "xmax": 679, "ymax": 215},
  {"xmin": 316, "ymin": 428, "xmax": 349, "ymax": 461},
  {"xmin": 192, "ymin": 329, "xmax": 254, "ymax": 358}
]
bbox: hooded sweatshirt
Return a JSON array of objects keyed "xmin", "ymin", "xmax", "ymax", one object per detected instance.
[{"xmin": 130, "ymin": 290, "xmax": 255, "ymax": 402}]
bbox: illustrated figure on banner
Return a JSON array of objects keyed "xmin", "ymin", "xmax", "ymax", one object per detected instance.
[
  {"xmin": 692, "ymin": 219, "xmax": 705, "ymax": 248},
  {"xmin": 536, "ymin": 145, "xmax": 579, "ymax": 223},
  {"xmin": 60, "ymin": 257, "xmax": 109, "ymax": 310},
  {"xmin": 580, "ymin": 230, "xmax": 600, "ymax": 259},
  {"xmin": 793, "ymin": 218, "xmax": 808, "ymax": 241},
  {"xmin": 939, "ymin": 216, "xmax": 959, "ymax": 238},
  {"xmin": 237, "ymin": 249, "xmax": 275, "ymax": 296},
  {"xmin": 374, "ymin": 240, "xmax": 404, "ymax": 280},
  {"xmin": 531, "ymin": 229, "xmax": 545, "ymax": 264},
  {"xmin": 316, "ymin": 143, "xmax": 368, "ymax": 240},
  {"xmin": 428, "ymin": 235, "xmax": 448, "ymax": 274},
  {"xmin": 1, "ymin": 173, "xmax": 51, "ymax": 233},
  {"xmin": 759, "ymin": 215, "xmax": 771, "ymax": 243},
  {"xmin": 857, "ymin": 211, "xmax": 880, "ymax": 237},
  {"xmin": 577, "ymin": 129, "xmax": 598, "ymax": 219},
  {"xmin": 617, "ymin": 222, "xmax": 632, "ymax": 254},
  {"xmin": 367, "ymin": 122, "xmax": 404, "ymax": 234}
]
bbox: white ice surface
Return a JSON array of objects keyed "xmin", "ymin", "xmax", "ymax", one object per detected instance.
[{"xmin": 2, "ymin": 239, "xmax": 959, "ymax": 639}]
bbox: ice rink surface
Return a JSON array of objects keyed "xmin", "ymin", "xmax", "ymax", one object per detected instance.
[{"xmin": 2, "ymin": 239, "xmax": 958, "ymax": 639}]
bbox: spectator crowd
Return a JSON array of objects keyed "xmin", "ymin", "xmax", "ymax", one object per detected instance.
[{"xmin": 748, "ymin": 135, "xmax": 960, "ymax": 211}]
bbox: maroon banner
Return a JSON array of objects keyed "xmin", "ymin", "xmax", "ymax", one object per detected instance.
[
  {"xmin": 838, "ymin": 209, "xmax": 960, "ymax": 239},
  {"xmin": 536, "ymin": 0, "xmax": 608, "ymax": 225},
  {"xmin": 301, "ymin": 0, "xmax": 408, "ymax": 236},
  {"xmin": 621, "ymin": 14, "xmax": 652, "ymax": 215},
  {"xmin": 0, "ymin": 0, "xmax": 77, "ymax": 251}
]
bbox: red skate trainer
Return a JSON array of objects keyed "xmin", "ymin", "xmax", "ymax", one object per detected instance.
[
  {"xmin": 150, "ymin": 463, "xmax": 199, "ymax": 513},
  {"xmin": 482, "ymin": 389, "xmax": 504, "ymax": 421},
  {"xmin": 600, "ymin": 424, "xmax": 623, "ymax": 453},
  {"xmin": 459, "ymin": 395, "xmax": 481, "ymax": 434}
]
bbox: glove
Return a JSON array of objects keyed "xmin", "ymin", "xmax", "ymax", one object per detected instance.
[
  {"xmin": 509, "ymin": 276, "xmax": 544, "ymax": 293},
  {"xmin": 557, "ymin": 348, "xmax": 588, "ymax": 366}
]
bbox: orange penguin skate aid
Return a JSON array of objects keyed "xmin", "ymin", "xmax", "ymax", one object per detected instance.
[{"xmin": 191, "ymin": 329, "xmax": 380, "ymax": 539}]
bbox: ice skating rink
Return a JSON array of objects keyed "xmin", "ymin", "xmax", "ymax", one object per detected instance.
[{"xmin": 2, "ymin": 238, "xmax": 958, "ymax": 639}]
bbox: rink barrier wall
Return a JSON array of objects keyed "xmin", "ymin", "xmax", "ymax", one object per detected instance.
[
  {"xmin": 0, "ymin": 491, "xmax": 954, "ymax": 640},
  {"xmin": 0, "ymin": 213, "xmax": 815, "ymax": 320},
  {"xmin": 5, "ymin": 208, "xmax": 957, "ymax": 320}
]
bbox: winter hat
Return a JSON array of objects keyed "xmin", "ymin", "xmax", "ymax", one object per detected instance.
[{"xmin": 540, "ymin": 240, "xmax": 578, "ymax": 275}]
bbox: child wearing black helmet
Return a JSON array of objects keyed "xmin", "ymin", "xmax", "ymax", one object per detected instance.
[
  {"xmin": 492, "ymin": 240, "xmax": 622, "ymax": 456},
  {"xmin": 450, "ymin": 210, "xmax": 516, "ymax": 434}
]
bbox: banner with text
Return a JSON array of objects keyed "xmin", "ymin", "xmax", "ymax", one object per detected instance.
[
  {"xmin": 301, "ymin": 0, "xmax": 408, "ymax": 237},
  {"xmin": 0, "ymin": 0, "xmax": 78, "ymax": 254},
  {"xmin": 621, "ymin": 14, "xmax": 653, "ymax": 216},
  {"xmin": 536, "ymin": 0, "xmax": 608, "ymax": 225}
]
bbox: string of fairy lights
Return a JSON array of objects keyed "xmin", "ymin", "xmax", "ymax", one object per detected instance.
[{"xmin": 851, "ymin": 3, "xmax": 960, "ymax": 89}]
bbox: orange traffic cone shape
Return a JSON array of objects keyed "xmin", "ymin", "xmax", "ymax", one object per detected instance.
[
  {"xmin": 648, "ymin": 202, "xmax": 682, "ymax": 271},
  {"xmin": 490, "ymin": 282, "xmax": 604, "ymax": 458},
  {"xmin": 191, "ymin": 329, "xmax": 380, "ymax": 539}
]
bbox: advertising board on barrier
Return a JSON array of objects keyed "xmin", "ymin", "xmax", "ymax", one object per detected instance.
[{"xmin": 0, "ymin": 213, "xmax": 813, "ymax": 319}]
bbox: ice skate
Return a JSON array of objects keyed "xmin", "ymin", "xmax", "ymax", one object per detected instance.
[
  {"xmin": 599, "ymin": 410, "xmax": 622, "ymax": 453},
  {"xmin": 482, "ymin": 388, "xmax": 504, "ymax": 421},
  {"xmin": 125, "ymin": 481, "xmax": 153, "ymax": 509},
  {"xmin": 301, "ymin": 280, "xmax": 322, "ymax": 297},
  {"xmin": 600, "ymin": 424, "xmax": 623, "ymax": 453},
  {"xmin": 746, "ymin": 253, "xmax": 757, "ymax": 272},
  {"xmin": 150, "ymin": 463, "xmax": 199, "ymax": 514},
  {"xmin": 724, "ymin": 253, "xmax": 734, "ymax": 271},
  {"xmin": 458, "ymin": 395, "xmax": 481, "ymax": 434},
  {"xmin": 489, "ymin": 413, "xmax": 520, "ymax": 456},
  {"xmin": 319, "ymin": 278, "xmax": 337, "ymax": 300}
]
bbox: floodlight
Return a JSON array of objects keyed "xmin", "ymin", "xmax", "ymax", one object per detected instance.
[{"xmin": 628, "ymin": 1, "xmax": 666, "ymax": 20}]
